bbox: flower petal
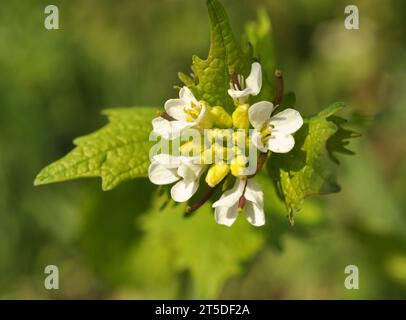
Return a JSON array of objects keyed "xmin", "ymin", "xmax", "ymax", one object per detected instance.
[
  {"xmin": 152, "ymin": 117, "xmax": 175, "ymax": 140},
  {"xmin": 269, "ymin": 108, "xmax": 303, "ymax": 134},
  {"xmin": 148, "ymin": 161, "xmax": 179, "ymax": 185},
  {"xmin": 164, "ymin": 99, "xmax": 188, "ymax": 121},
  {"xmin": 152, "ymin": 117, "xmax": 171, "ymax": 138},
  {"xmin": 212, "ymin": 178, "xmax": 245, "ymax": 208},
  {"xmin": 244, "ymin": 202, "xmax": 265, "ymax": 227},
  {"xmin": 152, "ymin": 117, "xmax": 194, "ymax": 140},
  {"xmin": 248, "ymin": 101, "xmax": 274, "ymax": 130},
  {"xmin": 245, "ymin": 62, "xmax": 262, "ymax": 96},
  {"xmin": 214, "ymin": 204, "xmax": 239, "ymax": 227},
  {"xmin": 267, "ymin": 132, "xmax": 295, "ymax": 153},
  {"xmin": 170, "ymin": 179, "xmax": 199, "ymax": 202},
  {"xmin": 244, "ymin": 179, "xmax": 264, "ymax": 208},
  {"xmin": 153, "ymin": 154, "xmax": 182, "ymax": 168},
  {"xmin": 171, "ymin": 120, "xmax": 195, "ymax": 136},
  {"xmin": 228, "ymin": 87, "xmax": 251, "ymax": 100},
  {"xmin": 179, "ymin": 87, "xmax": 198, "ymax": 105},
  {"xmin": 177, "ymin": 162, "xmax": 204, "ymax": 182}
]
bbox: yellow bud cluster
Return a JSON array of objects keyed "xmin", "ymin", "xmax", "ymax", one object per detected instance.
[{"xmin": 177, "ymin": 99, "xmax": 260, "ymax": 188}]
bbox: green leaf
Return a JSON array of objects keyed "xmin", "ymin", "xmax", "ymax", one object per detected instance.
[
  {"xmin": 131, "ymin": 193, "xmax": 264, "ymax": 299},
  {"xmin": 268, "ymin": 102, "xmax": 356, "ymax": 221},
  {"xmin": 34, "ymin": 107, "xmax": 157, "ymax": 191},
  {"xmin": 244, "ymin": 9, "xmax": 277, "ymax": 103},
  {"xmin": 179, "ymin": 0, "xmax": 252, "ymax": 112}
]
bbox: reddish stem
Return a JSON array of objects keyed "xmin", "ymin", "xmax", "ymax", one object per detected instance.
[
  {"xmin": 160, "ymin": 112, "xmax": 176, "ymax": 121},
  {"xmin": 185, "ymin": 186, "xmax": 218, "ymax": 216}
]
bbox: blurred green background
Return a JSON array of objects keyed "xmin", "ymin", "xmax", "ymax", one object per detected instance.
[{"xmin": 1, "ymin": 0, "xmax": 406, "ymax": 299}]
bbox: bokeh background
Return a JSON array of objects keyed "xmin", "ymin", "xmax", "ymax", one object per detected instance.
[{"xmin": 1, "ymin": 0, "xmax": 405, "ymax": 299}]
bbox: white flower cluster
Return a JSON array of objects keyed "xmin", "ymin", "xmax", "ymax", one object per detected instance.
[{"xmin": 149, "ymin": 63, "xmax": 303, "ymax": 227}]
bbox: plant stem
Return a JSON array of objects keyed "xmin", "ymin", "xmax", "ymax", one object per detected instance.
[
  {"xmin": 185, "ymin": 185, "xmax": 219, "ymax": 216},
  {"xmin": 160, "ymin": 112, "xmax": 176, "ymax": 121},
  {"xmin": 248, "ymin": 152, "xmax": 269, "ymax": 179},
  {"xmin": 273, "ymin": 69, "xmax": 284, "ymax": 109}
]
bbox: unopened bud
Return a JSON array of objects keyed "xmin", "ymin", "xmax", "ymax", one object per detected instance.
[
  {"xmin": 179, "ymin": 141, "xmax": 204, "ymax": 157},
  {"xmin": 210, "ymin": 106, "xmax": 233, "ymax": 129},
  {"xmin": 232, "ymin": 104, "xmax": 250, "ymax": 129},
  {"xmin": 198, "ymin": 102, "xmax": 214, "ymax": 129},
  {"xmin": 205, "ymin": 163, "xmax": 230, "ymax": 187},
  {"xmin": 230, "ymin": 155, "xmax": 248, "ymax": 177}
]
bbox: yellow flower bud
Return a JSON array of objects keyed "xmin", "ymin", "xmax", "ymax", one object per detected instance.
[
  {"xmin": 213, "ymin": 129, "xmax": 233, "ymax": 145},
  {"xmin": 205, "ymin": 163, "xmax": 230, "ymax": 187},
  {"xmin": 206, "ymin": 129, "xmax": 217, "ymax": 143},
  {"xmin": 199, "ymin": 111, "xmax": 214, "ymax": 129},
  {"xmin": 199, "ymin": 102, "xmax": 214, "ymax": 129},
  {"xmin": 210, "ymin": 106, "xmax": 233, "ymax": 128},
  {"xmin": 200, "ymin": 147, "xmax": 214, "ymax": 164},
  {"xmin": 232, "ymin": 131, "xmax": 247, "ymax": 146},
  {"xmin": 179, "ymin": 140, "xmax": 204, "ymax": 157},
  {"xmin": 230, "ymin": 155, "xmax": 248, "ymax": 177},
  {"xmin": 232, "ymin": 104, "xmax": 250, "ymax": 129},
  {"xmin": 200, "ymin": 143, "xmax": 225, "ymax": 164},
  {"xmin": 213, "ymin": 143, "xmax": 227, "ymax": 161}
]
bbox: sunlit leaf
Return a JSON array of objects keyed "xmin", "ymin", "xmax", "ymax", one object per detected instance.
[
  {"xmin": 268, "ymin": 103, "xmax": 356, "ymax": 221},
  {"xmin": 179, "ymin": 0, "xmax": 252, "ymax": 112},
  {"xmin": 34, "ymin": 107, "xmax": 156, "ymax": 191}
]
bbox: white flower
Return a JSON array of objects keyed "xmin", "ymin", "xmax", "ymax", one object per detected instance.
[
  {"xmin": 248, "ymin": 101, "xmax": 303, "ymax": 153},
  {"xmin": 228, "ymin": 62, "xmax": 262, "ymax": 103},
  {"xmin": 151, "ymin": 117, "xmax": 193, "ymax": 140},
  {"xmin": 152, "ymin": 87, "xmax": 209, "ymax": 140},
  {"xmin": 165, "ymin": 87, "xmax": 207, "ymax": 124},
  {"xmin": 148, "ymin": 154, "xmax": 206, "ymax": 202},
  {"xmin": 212, "ymin": 178, "xmax": 265, "ymax": 227}
]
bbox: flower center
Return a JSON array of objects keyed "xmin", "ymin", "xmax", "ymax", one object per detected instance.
[
  {"xmin": 184, "ymin": 102, "xmax": 202, "ymax": 122},
  {"xmin": 260, "ymin": 122, "xmax": 274, "ymax": 145}
]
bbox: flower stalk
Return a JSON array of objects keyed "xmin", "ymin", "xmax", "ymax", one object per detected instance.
[
  {"xmin": 273, "ymin": 69, "xmax": 284, "ymax": 108},
  {"xmin": 185, "ymin": 185, "xmax": 219, "ymax": 216}
]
